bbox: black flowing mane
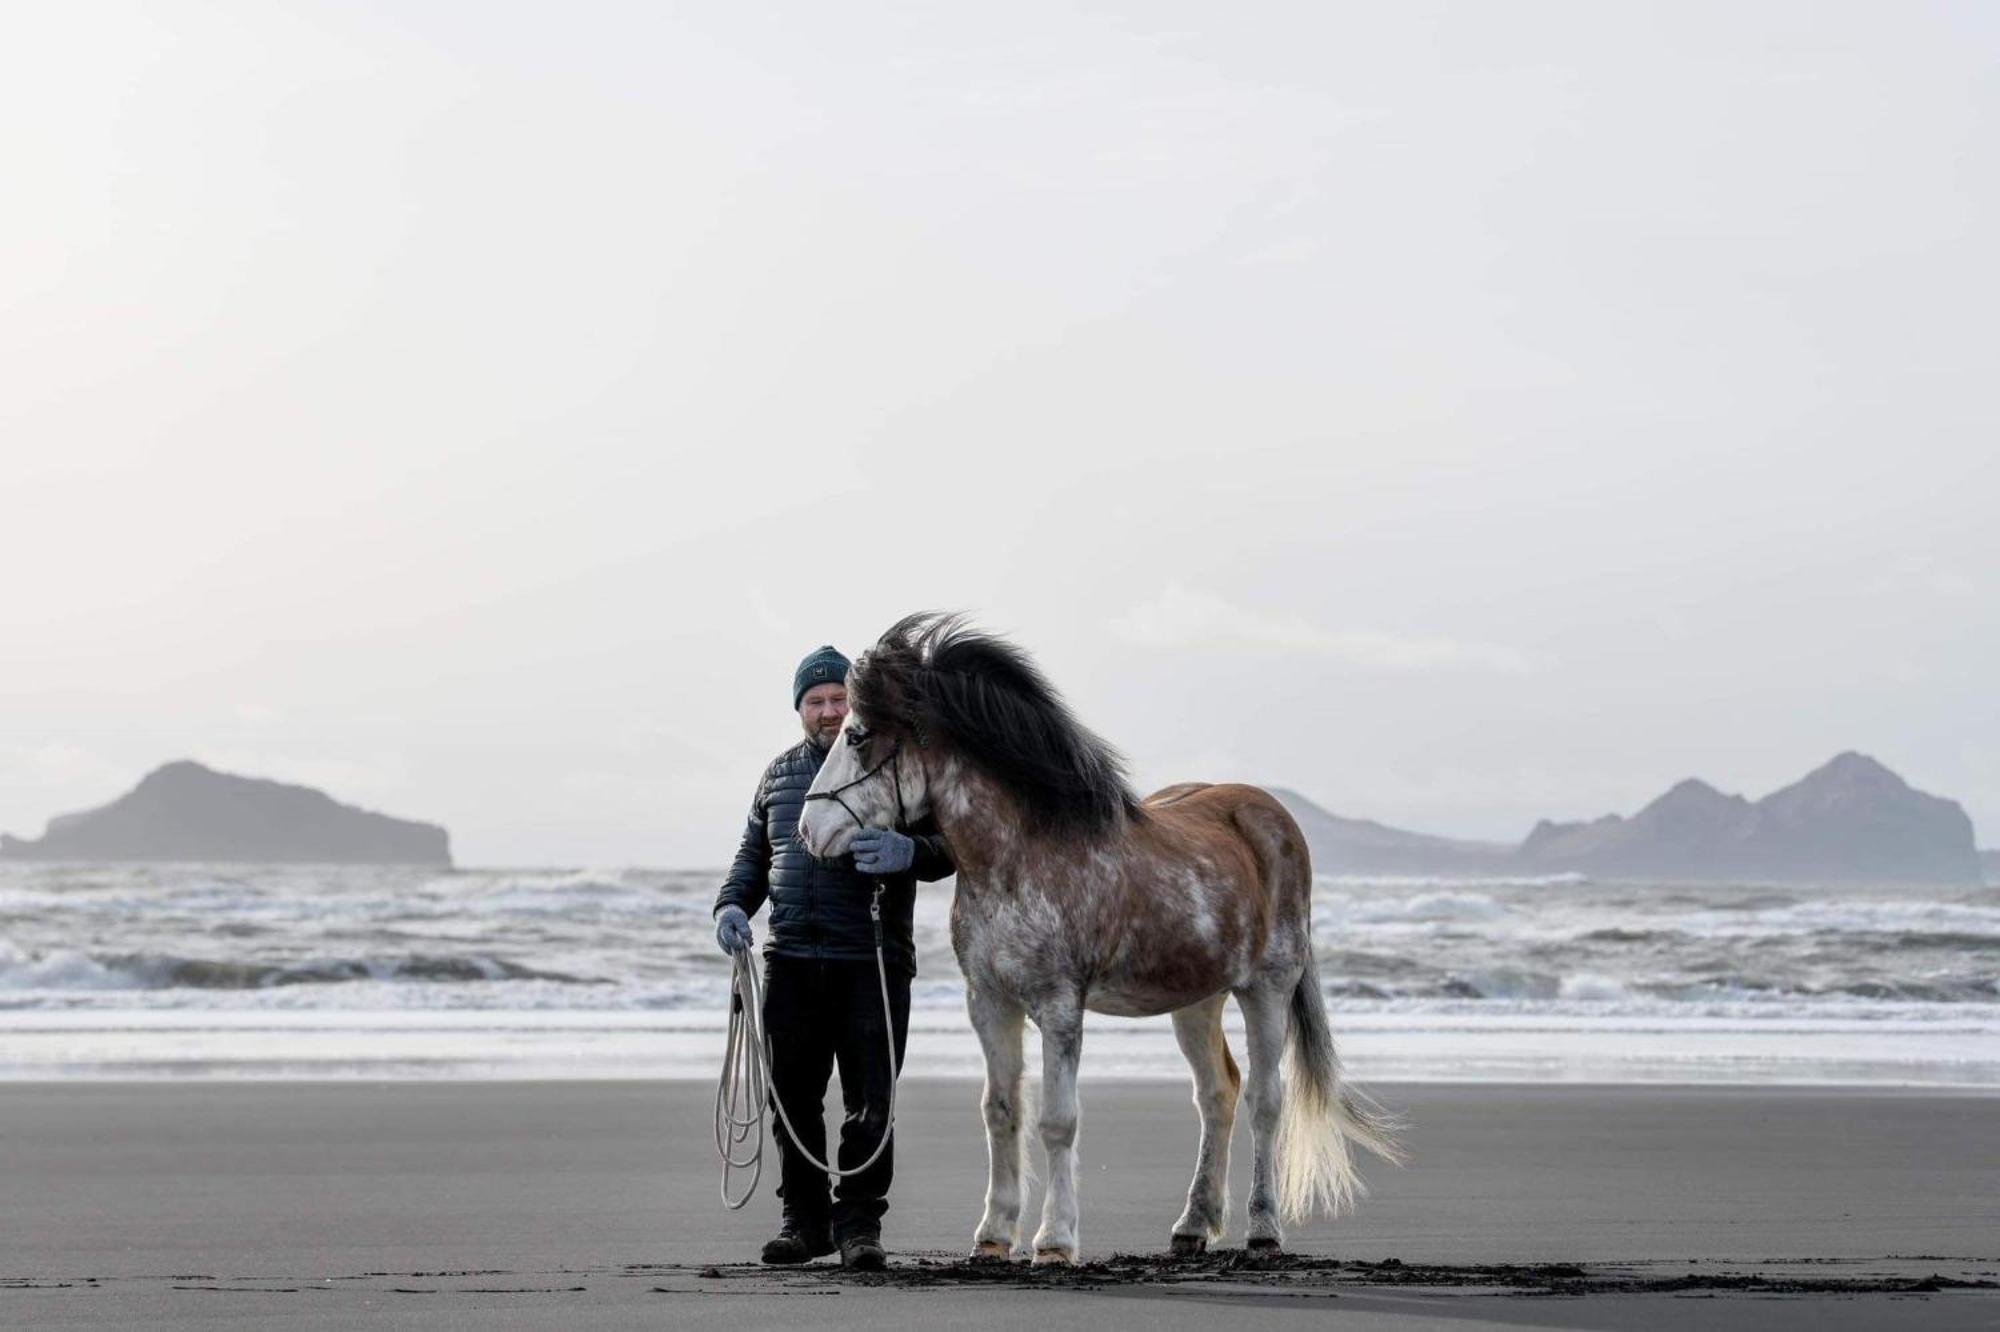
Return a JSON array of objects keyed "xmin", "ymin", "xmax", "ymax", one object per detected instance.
[{"xmin": 852, "ymin": 613, "xmax": 1141, "ymax": 838}]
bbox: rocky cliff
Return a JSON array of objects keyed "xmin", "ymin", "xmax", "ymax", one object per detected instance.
[
  {"xmin": 1268, "ymin": 787, "xmax": 1512, "ymax": 875},
  {"xmin": 0, "ymin": 761, "xmax": 452, "ymax": 866},
  {"xmin": 1514, "ymin": 752, "xmax": 1979, "ymax": 884},
  {"xmin": 1274, "ymin": 753, "xmax": 1982, "ymax": 885}
]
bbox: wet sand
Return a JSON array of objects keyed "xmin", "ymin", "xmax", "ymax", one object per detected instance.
[{"xmin": 2, "ymin": 1080, "xmax": 1994, "ymax": 1329}]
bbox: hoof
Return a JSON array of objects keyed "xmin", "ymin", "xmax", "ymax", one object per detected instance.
[
  {"xmin": 969, "ymin": 1240, "xmax": 1013, "ymax": 1262},
  {"xmin": 1169, "ymin": 1234, "xmax": 1207, "ymax": 1257},
  {"xmin": 1243, "ymin": 1237, "xmax": 1282, "ymax": 1266},
  {"xmin": 1032, "ymin": 1247, "xmax": 1077, "ymax": 1267}
]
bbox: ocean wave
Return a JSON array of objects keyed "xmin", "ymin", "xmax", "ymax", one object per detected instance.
[
  {"xmin": 1325, "ymin": 892, "xmax": 1512, "ymax": 925},
  {"xmin": 456, "ymin": 868, "xmax": 704, "ymax": 918},
  {"xmin": 1676, "ymin": 900, "xmax": 2000, "ymax": 939},
  {"xmin": 1574, "ymin": 927, "xmax": 1693, "ymax": 944},
  {"xmin": 1559, "ymin": 972, "xmax": 1637, "ymax": 1001},
  {"xmin": 0, "ymin": 942, "xmax": 604, "ymax": 991},
  {"xmin": 1312, "ymin": 960, "xmax": 2000, "ymax": 1005},
  {"xmin": 1441, "ymin": 966, "xmax": 1558, "ymax": 999},
  {"xmin": 1844, "ymin": 930, "xmax": 2000, "ymax": 951},
  {"xmin": 1816, "ymin": 977, "xmax": 1999, "ymax": 1002},
  {"xmin": 1316, "ymin": 873, "xmax": 1588, "ymax": 889}
]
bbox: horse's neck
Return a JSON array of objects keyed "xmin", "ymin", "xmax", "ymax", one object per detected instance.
[
  {"xmin": 930, "ymin": 759, "xmax": 1095, "ymax": 898},
  {"xmin": 930, "ymin": 761, "xmax": 1021, "ymax": 885}
]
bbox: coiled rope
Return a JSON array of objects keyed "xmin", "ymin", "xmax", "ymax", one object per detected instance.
[{"xmin": 715, "ymin": 884, "xmax": 899, "ymax": 1209}]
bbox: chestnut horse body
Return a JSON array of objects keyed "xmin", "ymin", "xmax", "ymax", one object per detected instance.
[{"xmin": 798, "ymin": 615, "xmax": 1398, "ymax": 1264}]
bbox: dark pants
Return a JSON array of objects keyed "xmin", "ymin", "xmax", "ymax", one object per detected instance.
[{"xmin": 763, "ymin": 954, "xmax": 911, "ymax": 1239}]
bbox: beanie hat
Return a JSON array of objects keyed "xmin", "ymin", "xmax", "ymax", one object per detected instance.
[{"xmin": 792, "ymin": 645, "xmax": 852, "ymax": 709}]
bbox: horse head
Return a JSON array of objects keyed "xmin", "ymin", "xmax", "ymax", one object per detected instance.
[
  {"xmin": 799, "ymin": 612, "xmax": 1140, "ymax": 859},
  {"xmin": 796, "ymin": 621, "xmax": 939, "ymax": 859}
]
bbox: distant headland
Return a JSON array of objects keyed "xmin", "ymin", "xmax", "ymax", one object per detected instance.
[
  {"xmin": 0, "ymin": 761, "xmax": 452, "ymax": 867},
  {"xmin": 1275, "ymin": 752, "xmax": 1987, "ymax": 886},
  {"xmin": 1, "ymin": 752, "xmax": 1987, "ymax": 883}
]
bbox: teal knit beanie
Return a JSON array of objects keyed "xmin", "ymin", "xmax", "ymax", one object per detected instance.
[{"xmin": 792, "ymin": 645, "xmax": 852, "ymax": 709}]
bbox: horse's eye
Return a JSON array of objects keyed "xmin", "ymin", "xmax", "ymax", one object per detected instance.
[{"xmin": 846, "ymin": 729, "xmax": 867, "ymax": 748}]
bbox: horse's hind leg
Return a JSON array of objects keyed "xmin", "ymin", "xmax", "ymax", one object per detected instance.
[
  {"xmin": 1169, "ymin": 993, "xmax": 1239, "ymax": 1256},
  {"xmin": 968, "ymin": 986, "xmax": 1027, "ymax": 1260},
  {"xmin": 1235, "ymin": 975, "xmax": 1293, "ymax": 1253}
]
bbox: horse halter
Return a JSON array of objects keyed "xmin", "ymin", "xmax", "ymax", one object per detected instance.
[{"xmin": 802, "ymin": 735, "xmax": 908, "ymax": 841}]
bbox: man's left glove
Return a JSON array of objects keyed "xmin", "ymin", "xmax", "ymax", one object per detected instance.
[
  {"xmin": 851, "ymin": 828, "xmax": 916, "ymax": 875},
  {"xmin": 713, "ymin": 905, "xmax": 753, "ymax": 956}
]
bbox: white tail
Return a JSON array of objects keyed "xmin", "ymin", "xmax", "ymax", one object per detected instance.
[{"xmin": 1276, "ymin": 955, "xmax": 1405, "ymax": 1220}]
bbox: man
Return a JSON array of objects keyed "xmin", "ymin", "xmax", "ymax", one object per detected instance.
[{"xmin": 712, "ymin": 645, "xmax": 954, "ymax": 1270}]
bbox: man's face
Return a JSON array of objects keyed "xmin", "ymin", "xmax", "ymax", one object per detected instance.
[{"xmin": 798, "ymin": 682, "xmax": 849, "ymax": 749}]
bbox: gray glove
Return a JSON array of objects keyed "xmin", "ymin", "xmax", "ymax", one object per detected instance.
[
  {"xmin": 851, "ymin": 828, "xmax": 916, "ymax": 875},
  {"xmin": 714, "ymin": 905, "xmax": 753, "ymax": 956}
]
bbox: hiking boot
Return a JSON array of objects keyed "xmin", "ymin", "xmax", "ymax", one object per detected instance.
[
  {"xmin": 838, "ymin": 1231, "xmax": 887, "ymax": 1271},
  {"xmin": 761, "ymin": 1220, "xmax": 835, "ymax": 1265}
]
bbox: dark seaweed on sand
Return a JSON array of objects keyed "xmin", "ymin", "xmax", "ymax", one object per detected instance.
[{"xmin": 779, "ymin": 1252, "xmax": 1999, "ymax": 1297}]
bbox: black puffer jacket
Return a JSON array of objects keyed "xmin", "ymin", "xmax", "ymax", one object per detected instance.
[{"xmin": 713, "ymin": 738, "xmax": 953, "ymax": 976}]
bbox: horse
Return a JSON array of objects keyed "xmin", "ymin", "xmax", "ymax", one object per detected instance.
[{"xmin": 796, "ymin": 613, "xmax": 1401, "ymax": 1266}]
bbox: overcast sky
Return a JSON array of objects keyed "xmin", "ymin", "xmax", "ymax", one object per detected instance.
[{"xmin": 3, "ymin": 2, "xmax": 1995, "ymax": 867}]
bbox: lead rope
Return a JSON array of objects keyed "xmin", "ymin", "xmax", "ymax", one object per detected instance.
[{"xmin": 715, "ymin": 882, "xmax": 899, "ymax": 1209}]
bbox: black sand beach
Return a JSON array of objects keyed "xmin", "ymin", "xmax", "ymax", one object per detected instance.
[{"xmin": 4, "ymin": 1080, "xmax": 1994, "ymax": 1329}]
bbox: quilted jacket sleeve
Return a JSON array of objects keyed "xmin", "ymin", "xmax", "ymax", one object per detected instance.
[{"xmin": 713, "ymin": 775, "xmax": 772, "ymax": 919}]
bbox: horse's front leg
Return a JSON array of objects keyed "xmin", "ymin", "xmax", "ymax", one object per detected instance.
[
  {"xmin": 1030, "ymin": 1003, "xmax": 1084, "ymax": 1265},
  {"xmin": 967, "ymin": 986, "xmax": 1027, "ymax": 1259}
]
